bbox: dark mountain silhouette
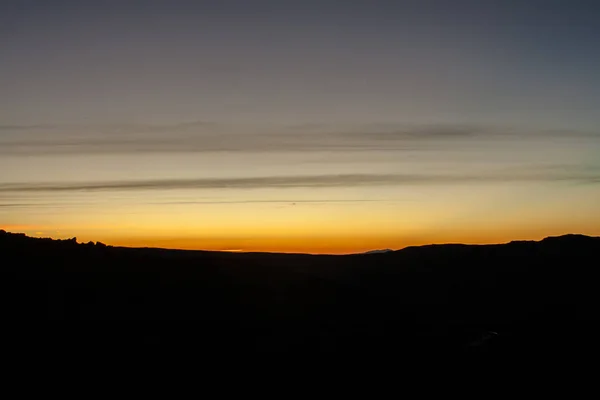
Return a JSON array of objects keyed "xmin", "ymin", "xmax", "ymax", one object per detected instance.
[{"xmin": 2, "ymin": 229, "xmax": 600, "ymax": 357}]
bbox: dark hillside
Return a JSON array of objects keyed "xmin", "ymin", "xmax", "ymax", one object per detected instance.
[{"xmin": 2, "ymin": 230, "xmax": 599, "ymax": 356}]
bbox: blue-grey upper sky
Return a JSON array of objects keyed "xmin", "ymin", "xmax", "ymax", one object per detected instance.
[
  {"xmin": 1, "ymin": 0, "xmax": 600, "ymax": 251},
  {"xmin": 2, "ymin": 0, "xmax": 600, "ymax": 126}
]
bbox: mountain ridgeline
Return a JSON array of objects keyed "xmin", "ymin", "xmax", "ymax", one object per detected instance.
[{"xmin": 2, "ymin": 229, "xmax": 599, "ymax": 355}]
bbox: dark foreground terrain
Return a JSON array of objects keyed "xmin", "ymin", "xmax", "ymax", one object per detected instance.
[{"xmin": 2, "ymin": 229, "xmax": 599, "ymax": 356}]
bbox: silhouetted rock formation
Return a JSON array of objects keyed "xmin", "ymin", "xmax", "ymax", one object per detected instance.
[{"xmin": 1, "ymin": 230, "xmax": 599, "ymax": 357}]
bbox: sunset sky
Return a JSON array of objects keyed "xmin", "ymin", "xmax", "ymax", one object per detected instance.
[{"xmin": 1, "ymin": 0, "xmax": 600, "ymax": 253}]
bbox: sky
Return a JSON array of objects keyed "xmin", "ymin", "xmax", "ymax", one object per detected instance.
[{"xmin": 1, "ymin": 0, "xmax": 600, "ymax": 253}]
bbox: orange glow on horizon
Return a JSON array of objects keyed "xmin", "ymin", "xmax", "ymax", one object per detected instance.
[
  {"xmin": 80, "ymin": 228, "xmax": 600, "ymax": 254},
  {"xmin": 4, "ymin": 219, "xmax": 600, "ymax": 255}
]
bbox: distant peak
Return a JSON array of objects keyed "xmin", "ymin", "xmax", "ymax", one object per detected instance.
[{"xmin": 363, "ymin": 249, "xmax": 394, "ymax": 255}]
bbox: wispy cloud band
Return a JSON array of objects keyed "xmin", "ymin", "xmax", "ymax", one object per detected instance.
[
  {"xmin": 0, "ymin": 122, "xmax": 595, "ymax": 155},
  {"xmin": 1, "ymin": 170, "xmax": 598, "ymax": 193}
]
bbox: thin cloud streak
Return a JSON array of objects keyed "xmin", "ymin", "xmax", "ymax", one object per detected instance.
[
  {"xmin": 1, "ymin": 170, "xmax": 599, "ymax": 193},
  {"xmin": 0, "ymin": 121, "xmax": 214, "ymax": 132},
  {"xmin": 0, "ymin": 199, "xmax": 398, "ymax": 211},
  {"xmin": 1, "ymin": 123, "xmax": 596, "ymax": 155},
  {"xmin": 0, "ymin": 203, "xmax": 65, "ymax": 208},
  {"xmin": 150, "ymin": 199, "xmax": 392, "ymax": 205}
]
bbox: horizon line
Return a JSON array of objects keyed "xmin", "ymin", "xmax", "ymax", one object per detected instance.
[{"xmin": 2, "ymin": 228, "xmax": 596, "ymax": 256}]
